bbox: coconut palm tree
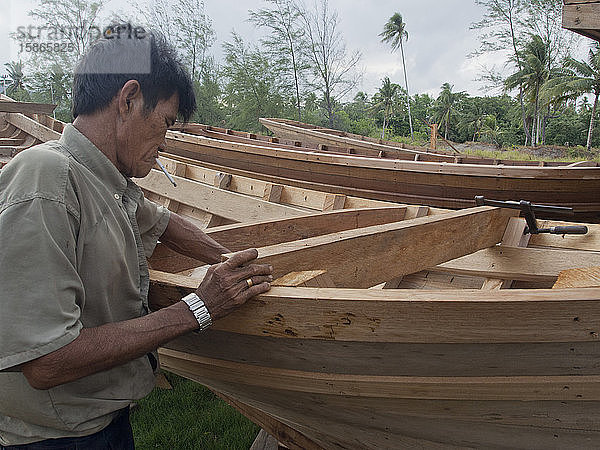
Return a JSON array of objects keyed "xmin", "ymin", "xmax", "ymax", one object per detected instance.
[
  {"xmin": 505, "ymin": 35, "xmax": 551, "ymax": 146},
  {"xmin": 4, "ymin": 61, "xmax": 28, "ymax": 99},
  {"xmin": 371, "ymin": 77, "xmax": 399, "ymax": 138},
  {"xmin": 543, "ymin": 43, "xmax": 600, "ymax": 152},
  {"xmin": 380, "ymin": 12, "xmax": 413, "ymax": 139},
  {"xmin": 432, "ymin": 83, "xmax": 467, "ymax": 140}
]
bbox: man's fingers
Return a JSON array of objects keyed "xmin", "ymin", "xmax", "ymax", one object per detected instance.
[
  {"xmin": 242, "ymin": 275, "xmax": 273, "ymax": 289},
  {"xmin": 237, "ymin": 263, "xmax": 273, "ymax": 279},
  {"xmin": 243, "ymin": 282, "xmax": 271, "ymax": 300},
  {"xmin": 223, "ymin": 248, "xmax": 259, "ymax": 269}
]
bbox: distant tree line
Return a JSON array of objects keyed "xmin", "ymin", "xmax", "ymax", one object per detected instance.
[{"xmin": 4, "ymin": 0, "xmax": 599, "ymax": 153}]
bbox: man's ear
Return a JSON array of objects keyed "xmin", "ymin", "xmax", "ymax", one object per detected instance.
[{"xmin": 117, "ymin": 80, "xmax": 142, "ymax": 120}]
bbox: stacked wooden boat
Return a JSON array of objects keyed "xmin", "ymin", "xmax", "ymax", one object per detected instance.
[
  {"xmin": 161, "ymin": 119, "xmax": 600, "ymax": 222},
  {"xmin": 3, "ymin": 102, "xmax": 600, "ymax": 448},
  {"xmin": 148, "ymin": 177, "xmax": 600, "ymax": 449}
]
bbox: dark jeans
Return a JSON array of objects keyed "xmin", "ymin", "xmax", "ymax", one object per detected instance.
[{"xmin": 1, "ymin": 407, "xmax": 134, "ymax": 450}]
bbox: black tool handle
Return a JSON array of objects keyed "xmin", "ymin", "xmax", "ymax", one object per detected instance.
[
  {"xmin": 474, "ymin": 196, "xmax": 574, "ymax": 215},
  {"xmin": 547, "ymin": 226, "xmax": 588, "ymax": 235}
]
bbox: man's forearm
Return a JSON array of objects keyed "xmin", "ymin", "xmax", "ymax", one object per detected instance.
[
  {"xmin": 160, "ymin": 212, "xmax": 229, "ymax": 264},
  {"xmin": 21, "ymin": 301, "xmax": 198, "ymax": 390}
]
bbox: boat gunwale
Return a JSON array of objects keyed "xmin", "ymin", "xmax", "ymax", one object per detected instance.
[{"xmin": 166, "ymin": 129, "xmax": 600, "ymax": 179}]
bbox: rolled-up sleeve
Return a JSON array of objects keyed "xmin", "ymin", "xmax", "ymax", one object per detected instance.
[{"xmin": 0, "ymin": 196, "xmax": 83, "ymax": 371}]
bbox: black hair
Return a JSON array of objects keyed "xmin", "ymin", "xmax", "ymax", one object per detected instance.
[{"xmin": 72, "ymin": 26, "xmax": 196, "ymax": 121}]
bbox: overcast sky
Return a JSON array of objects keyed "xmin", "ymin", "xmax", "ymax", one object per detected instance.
[{"xmin": 2, "ymin": 0, "xmax": 519, "ymax": 98}]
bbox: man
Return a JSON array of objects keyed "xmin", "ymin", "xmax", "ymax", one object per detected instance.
[{"xmin": 0, "ymin": 29, "xmax": 273, "ymax": 448}]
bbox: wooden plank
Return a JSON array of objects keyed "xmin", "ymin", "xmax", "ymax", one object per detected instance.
[
  {"xmin": 213, "ymin": 172, "xmax": 232, "ymax": 189},
  {"xmin": 567, "ymin": 160, "xmax": 598, "ymax": 167},
  {"xmin": 0, "ymin": 138, "xmax": 23, "ymax": 146},
  {"xmin": 169, "ymin": 330, "xmax": 600, "ymax": 380},
  {"xmin": 322, "ymin": 193, "xmax": 346, "ymax": 211},
  {"xmin": 148, "ymin": 206, "xmax": 408, "ymax": 272},
  {"xmin": 166, "ymin": 380, "xmax": 600, "ymax": 449},
  {"xmin": 136, "ymin": 169, "xmax": 307, "ymax": 223},
  {"xmin": 249, "ymin": 429, "xmax": 279, "ymax": 450},
  {"xmin": 263, "ymin": 183, "xmax": 283, "ymax": 203},
  {"xmin": 242, "ymin": 206, "xmax": 514, "ymax": 288},
  {"xmin": 219, "ymin": 393, "xmax": 323, "ymax": 450},
  {"xmin": 438, "ymin": 246, "xmax": 600, "ymax": 282},
  {"xmin": 150, "ymin": 206, "xmax": 514, "ymax": 291},
  {"xmin": 149, "ymin": 280, "xmax": 600, "ymax": 343},
  {"xmin": 481, "ymin": 217, "xmax": 530, "ymax": 289},
  {"xmin": 563, "ymin": 2, "xmax": 600, "ymax": 40},
  {"xmin": 158, "ymin": 161, "xmax": 186, "ymax": 212},
  {"xmin": 553, "ymin": 266, "xmax": 600, "ymax": 288},
  {"xmin": 272, "ymin": 270, "xmax": 335, "ymax": 288},
  {"xmin": 160, "ymin": 348, "xmax": 600, "ymax": 400},
  {"xmin": 396, "ymin": 270, "xmax": 485, "ymax": 290},
  {"xmin": 4, "ymin": 112, "xmax": 61, "ymax": 142},
  {"xmin": 159, "ymin": 153, "xmax": 396, "ymax": 212},
  {"xmin": 0, "ymin": 101, "xmax": 56, "ymax": 115},
  {"xmin": 164, "ymin": 330, "xmax": 600, "ymax": 377},
  {"xmin": 529, "ymin": 220, "xmax": 600, "ymax": 251}
]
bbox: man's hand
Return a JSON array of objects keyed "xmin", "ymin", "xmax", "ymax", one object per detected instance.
[{"xmin": 196, "ymin": 248, "xmax": 273, "ymax": 321}]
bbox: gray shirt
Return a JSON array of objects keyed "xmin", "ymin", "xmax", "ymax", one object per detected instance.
[{"xmin": 0, "ymin": 124, "xmax": 170, "ymax": 445}]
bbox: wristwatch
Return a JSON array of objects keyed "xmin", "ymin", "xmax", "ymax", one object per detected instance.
[{"xmin": 181, "ymin": 293, "xmax": 212, "ymax": 332}]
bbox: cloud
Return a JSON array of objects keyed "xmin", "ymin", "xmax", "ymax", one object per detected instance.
[{"xmin": 1, "ymin": 0, "xmax": 491, "ymax": 99}]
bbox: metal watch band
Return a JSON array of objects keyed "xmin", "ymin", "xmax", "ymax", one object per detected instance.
[{"xmin": 181, "ymin": 293, "xmax": 212, "ymax": 332}]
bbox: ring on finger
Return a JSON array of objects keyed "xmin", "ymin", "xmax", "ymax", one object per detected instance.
[{"xmin": 246, "ymin": 278, "xmax": 253, "ymax": 288}]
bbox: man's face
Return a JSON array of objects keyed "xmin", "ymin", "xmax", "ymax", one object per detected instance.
[{"xmin": 116, "ymin": 93, "xmax": 179, "ymax": 178}]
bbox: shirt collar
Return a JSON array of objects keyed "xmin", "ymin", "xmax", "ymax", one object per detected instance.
[{"xmin": 59, "ymin": 124, "xmax": 128, "ymax": 194}]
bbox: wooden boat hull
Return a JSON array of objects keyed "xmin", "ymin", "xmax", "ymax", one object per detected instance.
[
  {"xmin": 149, "ymin": 204, "xmax": 600, "ymax": 449},
  {"xmin": 164, "ymin": 130, "xmax": 600, "ymax": 221},
  {"xmin": 155, "ymin": 284, "xmax": 600, "ymax": 449}
]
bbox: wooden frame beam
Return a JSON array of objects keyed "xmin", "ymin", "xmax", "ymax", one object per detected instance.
[
  {"xmin": 149, "ymin": 278, "xmax": 600, "ymax": 343},
  {"xmin": 4, "ymin": 112, "xmax": 61, "ymax": 142},
  {"xmin": 137, "ymin": 169, "xmax": 307, "ymax": 222},
  {"xmin": 563, "ymin": 1, "xmax": 600, "ymax": 41},
  {"xmin": 0, "ymin": 101, "xmax": 56, "ymax": 115},
  {"xmin": 242, "ymin": 206, "xmax": 515, "ymax": 288},
  {"xmin": 436, "ymin": 246, "xmax": 600, "ymax": 282},
  {"xmin": 157, "ymin": 153, "xmax": 401, "ymax": 213},
  {"xmin": 149, "ymin": 206, "xmax": 515, "ymax": 302},
  {"xmin": 148, "ymin": 206, "xmax": 408, "ymax": 272}
]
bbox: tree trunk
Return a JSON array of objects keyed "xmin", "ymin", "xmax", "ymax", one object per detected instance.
[
  {"xmin": 587, "ymin": 92, "xmax": 599, "ymax": 152},
  {"xmin": 533, "ymin": 86, "xmax": 540, "ymax": 146},
  {"xmin": 542, "ymin": 104, "xmax": 550, "ymax": 145},
  {"xmin": 381, "ymin": 114, "xmax": 387, "ymax": 139},
  {"xmin": 445, "ymin": 112, "xmax": 449, "ymax": 140},
  {"xmin": 325, "ymin": 88, "xmax": 334, "ymax": 128},
  {"xmin": 400, "ymin": 41, "xmax": 413, "ymax": 139},
  {"xmin": 288, "ymin": 34, "xmax": 302, "ymax": 121},
  {"xmin": 508, "ymin": 8, "xmax": 532, "ymax": 146}
]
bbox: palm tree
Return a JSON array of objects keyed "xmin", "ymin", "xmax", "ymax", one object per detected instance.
[
  {"xmin": 4, "ymin": 61, "xmax": 28, "ymax": 99},
  {"xmin": 479, "ymin": 114, "xmax": 502, "ymax": 147},
  {"xmin": 380, "ymin": 13, "xmax": 413, "ymax": 139},
  {"xmin": 432, "ymin": 83, "xmax": 467, "ymax": 140},
  {"xmin": 371, "ymin": 77, "xmax": 399, "ymax": 138},
  {"xmin": 505, "ymin": 35, "xmax": 551, "ymax": 146},
  {"xmin": 543, "ymin": 43, "xmax": 600, "ymax": 152},
  {"xmin": 459, "ymin": 99, "xmax": 487, "ymax": 142}
]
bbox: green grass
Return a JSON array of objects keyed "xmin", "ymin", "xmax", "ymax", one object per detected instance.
[
  {"xmin": 131, "ymin": 372, "xmax": 259, "ymax": 450},
  {"xmin": 460, "ymin": 147, "xmax": 600, "ymax": 163}
]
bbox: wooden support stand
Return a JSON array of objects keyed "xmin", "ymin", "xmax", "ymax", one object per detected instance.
[{"xmin": 429, "ymin": 123, "xmax": 437, "ymax": 150}]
